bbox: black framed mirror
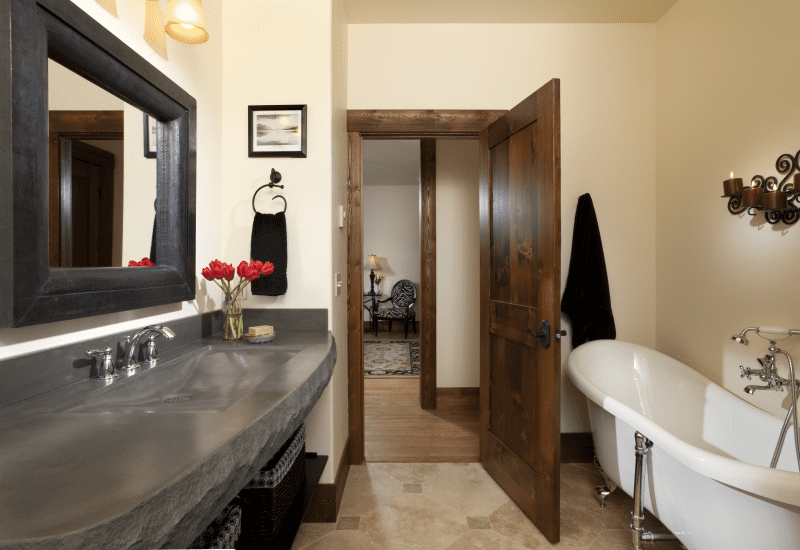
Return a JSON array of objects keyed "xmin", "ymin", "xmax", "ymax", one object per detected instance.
[{"xmin": 0, "ymin": 0, "xmax": 196, "ymax": 327}]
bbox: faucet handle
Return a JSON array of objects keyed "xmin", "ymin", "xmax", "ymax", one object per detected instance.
[
  {"xmin": 143, "ymin": 333, "xmax": 160, "ymax": 364},
  {"xmin": 740, "ymin": 365, "xmax": 752, "ymax": 380},
  {"xmin": 87, "ymin": 347, "xmax": 117, "ymax": 380}
]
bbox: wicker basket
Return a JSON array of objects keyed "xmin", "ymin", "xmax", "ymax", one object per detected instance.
[
  {"xmin": 237, "ymin": 424, "xmax": 306, "ymax": 546},
  {"xmin": 189, "ymin": 503, "xmax": 242, "ymax": 549}
]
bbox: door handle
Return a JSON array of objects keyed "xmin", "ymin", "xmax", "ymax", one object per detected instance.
[{"xmin": 525, "ymin": 320, "xmax": 551, "ymax": 349}]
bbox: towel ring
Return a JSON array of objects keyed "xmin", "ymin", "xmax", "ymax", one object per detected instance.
[{"xmin": 253, "ymin": 194, "xmax": 287, "ymax": 214}]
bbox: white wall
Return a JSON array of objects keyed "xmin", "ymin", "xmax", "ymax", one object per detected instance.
[
  {"xmin": 655, "ymin": 0, "xmax": 800, "ymax": 417},
  {"xmin": 363, "ymin": 184, "xmax": 420, "ymax": 317},
  {"xmin": 349, "ymin": 23, "xmax": 657, "ymax": 431},
  {"xmin": 436, "ymin": 140, "xmax": 480, "ymax": 388},
  {"xmin": 0, "ymin": 0, "xmax": 224, "ymax": 357},
  {"xmin": 220, "ymin": 0, "xmax": 346, "ymax": 483}
]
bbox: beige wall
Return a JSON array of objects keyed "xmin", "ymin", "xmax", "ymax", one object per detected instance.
[
  {"xmin": 436, "ymin": 140, "xmax": 480, "ymax": 388},
  {"xmin": 655, "ymin": 0, "xmax": 800, "ymax": 417},
  {"xmin": 0, "ymin": 0, "xmax": 224, "ymax": 357},
  {"xmin": 363, "ymin": 184, "xmax": 420, "ymax": 316},
  {"xmin": 220, "ymin": 0, "xmax": 347, "ymax": 483},
  {"xmin": 349, "ymin": 24, "xmax": 657, "ymax": 431},
  {"xmin": 330, "ymin": 0, "xmax": 349, "ymax": 490}
]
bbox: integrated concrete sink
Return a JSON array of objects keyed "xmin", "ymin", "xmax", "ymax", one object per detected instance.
[{"xmin": 51, "ymin": 346, "xmax": 300, "ymax": 414}]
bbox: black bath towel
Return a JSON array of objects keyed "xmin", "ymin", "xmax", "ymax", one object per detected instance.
[
  {"xmin": 250, "ymin": 211, "xmax": 288, "ymax": 296},
  {"xmin": 149, "ymin": 214, "xmax": 157, "ymax": 264},
  {"xmin": 561, "ymin": 193, "xmax": 616, "ymax": 348}
]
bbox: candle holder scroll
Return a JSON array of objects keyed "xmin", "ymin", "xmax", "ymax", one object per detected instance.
[{"xmin": 723, "ymin": 149, "xmax": 800, "ymax": 225}]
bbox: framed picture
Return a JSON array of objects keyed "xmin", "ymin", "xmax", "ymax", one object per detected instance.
[
  {"xmin": 248, "ymin": 104, "xmax": 307, "ymax": 158},
  {"xmin": 143, "ymin": 113, "xmax": 157, "ymax": 158}
]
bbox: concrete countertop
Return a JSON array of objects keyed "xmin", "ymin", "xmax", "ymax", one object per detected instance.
[{"xmin": 0, "ymin": 330, "xmax": 336, "ymax": 550}]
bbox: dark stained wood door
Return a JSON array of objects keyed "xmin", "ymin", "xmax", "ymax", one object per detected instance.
[
  {"xmin": 479, "ymin": 79, "xmax": 561, "ymax": 542},
  {"xmin": 60, "ymin": 139, "xmax": 116, "ymax": 267}
]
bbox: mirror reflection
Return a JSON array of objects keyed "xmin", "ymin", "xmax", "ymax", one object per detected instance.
[{"xmin": 48, "ymin": 59, "xmax": 157, "ymax": 268}]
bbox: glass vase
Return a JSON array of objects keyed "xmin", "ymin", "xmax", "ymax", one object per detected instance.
[{"xmin": 222, "ymin": 291, "xmax": 244, "ymax": 340}]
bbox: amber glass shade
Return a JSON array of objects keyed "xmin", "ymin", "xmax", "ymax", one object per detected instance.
[{"xmin": 165, "ymin": 0, "xmax": 209, "ymax": 44}]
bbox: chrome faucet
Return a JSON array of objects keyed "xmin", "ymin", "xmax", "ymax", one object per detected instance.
[
  {"xmin": 121, "ymin": 325, "xmax": 175, "ymax": 372},
  {"xmin": 732, "ymin": 326, "xmax": 800, "ymax": 471}
]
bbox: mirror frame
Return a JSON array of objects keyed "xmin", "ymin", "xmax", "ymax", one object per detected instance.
[{"xmin": 0, "ymin": 0, "xmax": 196, "ymax": 328}]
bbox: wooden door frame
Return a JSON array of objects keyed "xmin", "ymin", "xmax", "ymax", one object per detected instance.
[
  {"xmin": 346, "ymin": 110, "xmax": 505, "ymax": 464},
  {"xmin": 48, "ymin": 110, "xmax": 123, "ymax": 267}
]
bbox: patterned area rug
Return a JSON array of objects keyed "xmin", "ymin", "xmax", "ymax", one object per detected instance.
[{"xmin": 364, "ymin": 340, "xmax": 420, "ymax": 378}]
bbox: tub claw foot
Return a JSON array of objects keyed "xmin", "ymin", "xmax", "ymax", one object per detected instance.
[
  {"xmin": 594, "ymin": 485, "xmax": 614, "ymax": 508},
  {"xmin": 593, "ymin": 453, "xmax": 618, "ymax": 508}
]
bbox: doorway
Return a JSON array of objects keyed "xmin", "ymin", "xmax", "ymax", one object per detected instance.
[{"xmin": 346, "ymin": 110, "xmax": 506, "ymax": 465}]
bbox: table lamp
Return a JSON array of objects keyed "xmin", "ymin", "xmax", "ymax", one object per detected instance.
[{"xmin": 365, "ymin": 254, "xmax": 381, "ymax": 294}]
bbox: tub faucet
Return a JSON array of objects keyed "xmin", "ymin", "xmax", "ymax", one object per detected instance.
[
  {"xmin": 122, "ymin": 325, "xmax": 175, "ymax": 372},
  {"xmin": 744, "ymin": 384, "xmax": 775, "ymax": 394},
  {"xmin": 732, "ymin": 326, "xmax": 800, "ymax": 472}
]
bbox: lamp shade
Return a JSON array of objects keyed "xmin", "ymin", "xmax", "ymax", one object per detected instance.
[
  {"xmin": 165, "ymin": 0, "xmax": 209, "ymax": 44},
  {"xmin": 365, "ymin": 254, "xmax": 381, "ymax": 270}
]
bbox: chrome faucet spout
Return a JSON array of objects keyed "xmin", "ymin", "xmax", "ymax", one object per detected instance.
[
  {"xmin": 122, "ymin": 325, "xmax": 175, "ymax": 372},
  {"xmin": 744, "ymin": 384, "xmax": 773, "ymax": 394}
]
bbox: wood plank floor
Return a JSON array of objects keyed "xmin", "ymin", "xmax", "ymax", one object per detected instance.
[{"xmin": 364, "ymin": 378, "xmax": 479, "ymax": 463}]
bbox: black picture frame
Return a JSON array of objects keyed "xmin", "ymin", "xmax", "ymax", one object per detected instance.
[
  {"xmin": 143, "ymin": 113, "xmax": 157, "ymax": 158},
  {"xmin": 0, "ymin": 0, "xmax": 196, "ymax": 328},
  {"xmin": 248, "ymin": 104, "xmax": 307, "ymax": 158}
]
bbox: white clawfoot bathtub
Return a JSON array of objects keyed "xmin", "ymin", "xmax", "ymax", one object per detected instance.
[{"xmin": 566, "ymin": 340, "xmax": 800, "ymax": 550}]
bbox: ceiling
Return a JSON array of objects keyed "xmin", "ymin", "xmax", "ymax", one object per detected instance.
[
  {"xmin": 344, "ymin": 0, "xmax": 680, "ymax": 24},
  {"xmin": 364, "ymin": 140, "xmax": 421, "ymax": 186}
]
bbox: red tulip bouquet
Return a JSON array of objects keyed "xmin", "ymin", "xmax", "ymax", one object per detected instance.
[{"xmin": 201, "ymin": 259, "xmax": 274, "ymax": 340}]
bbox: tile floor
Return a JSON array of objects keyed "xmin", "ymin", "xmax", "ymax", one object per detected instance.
[{"xmin": 292, "ymin": 462, "xmax": 686, "ymax": 550}]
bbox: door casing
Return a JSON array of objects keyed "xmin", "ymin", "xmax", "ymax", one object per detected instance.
[{"xmin": 346, "ymin": 110, "xmax": 505, "ymax": 464}]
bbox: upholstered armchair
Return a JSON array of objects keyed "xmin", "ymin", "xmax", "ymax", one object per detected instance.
[{"xmin": 373, "ymin": 279, "xmax": 417, "ymax": 338}]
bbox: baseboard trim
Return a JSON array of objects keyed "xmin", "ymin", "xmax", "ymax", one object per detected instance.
[
  {"xmin": 560, "ymin": 432, "xmax": 594, "ymax": 463},
  {"xmin": 437, "ymin": 387, "xmax": 479, "ymax": 401},
  {"xmin": 303, "ymin": 435, "xmax": 351, "ymax": 523}
]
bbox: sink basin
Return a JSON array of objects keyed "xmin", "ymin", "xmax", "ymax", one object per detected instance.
[{"xmin": 52, "ymin": 346, "xmax": 300, "ymax": 414}]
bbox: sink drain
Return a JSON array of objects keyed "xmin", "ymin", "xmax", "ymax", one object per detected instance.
[{"xmin": 163, "ymin": 395, "xmax": 192, "ymax": 403}]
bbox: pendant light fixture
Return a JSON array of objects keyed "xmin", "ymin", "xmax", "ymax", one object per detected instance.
[{"xmin": 164, "ymin": 0, "xmax": 209, "ymax": 44}]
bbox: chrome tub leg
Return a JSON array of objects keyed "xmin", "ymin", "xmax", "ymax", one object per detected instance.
[{"xmin": 631, "ymin": 431, "xmax": 679, "ymax": 550}]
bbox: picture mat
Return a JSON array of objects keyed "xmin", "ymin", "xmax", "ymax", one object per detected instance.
[{"xmin": 252, "ymin": 109, "xmax": 302, "ymax": 152}]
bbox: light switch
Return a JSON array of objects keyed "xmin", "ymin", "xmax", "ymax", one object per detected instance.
[
  {"xmin": 338, "ymin": 205, "xmax": 346, "ymax": 228},
  {"xmin": 335, "ymin": 273, "xmax": 343, "ymax": 296}
]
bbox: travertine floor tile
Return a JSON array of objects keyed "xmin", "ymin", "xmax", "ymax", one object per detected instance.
[
  {"xmin": 403, "ymin": 483, "xmax": 422, "ymax": 493},
  {"xmin": 372, "ymin": 462, "xmax": 442, "ymax": 484},
  {"xmin": 336, "ymin": 516, "xmax": 360, "ymax": 530},
  {"xmin": 466, "ymin": 516, "xmax": 491, "ymax": 530},
  {"xmin": 359, "ymin": 493, "xmax": 469, "ymax": 550},
  {"xmin": 487, "ymin": 501, "xmax": 551, "ymax": 549},
  {"xmin": 338, "ymin": 464, "xmax": 403, "ymax": 517},
  {"xmin": 291, "ymin": 523, "xmax": 336, "ymax": 550},
  {"xmin": 424, "ymin": 463, "xmax": 511, "ymax": 517},
  {"xmin": 445, "ymin": 529, "xmax": 530, "ymax": 549},
  {"xmin": 560, "ymin": 464, "xmax": 627, "ymax": 529},
  {"xmin": 301, "ymin": 529, "xmax": 378, "ymax": 549}
]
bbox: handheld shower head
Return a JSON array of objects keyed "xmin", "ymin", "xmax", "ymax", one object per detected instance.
[{"xmin": 732, "ymin": 328, "xmax": 758, "ymax": 346}]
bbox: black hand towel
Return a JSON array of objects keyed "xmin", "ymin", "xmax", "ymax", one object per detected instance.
[
  {"xmin": 250, "ymin": 211, "xmax": 288, "ymax": 296},
  {"xmin": 561, "ymin": 193, "xmax": 616, "ymax": 348}
]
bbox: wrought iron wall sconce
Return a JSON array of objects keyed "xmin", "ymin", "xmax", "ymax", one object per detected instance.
[{"xmin": 723, "ymin": 150, "xmax": 800, "ymax": 225}]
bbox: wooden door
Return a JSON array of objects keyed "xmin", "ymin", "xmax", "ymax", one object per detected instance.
[
  {"xmin": 479, "ymin": 79, "xmax": 561, "ymax": 543},
  {"xmin": 60, "ymin": 140, "xmax": 116, "ymax": 267}
]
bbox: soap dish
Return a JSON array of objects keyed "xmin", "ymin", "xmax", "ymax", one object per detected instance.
[{"xmin": 244, "ymin": 333, "xmax": 276, "ymax": 344}]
